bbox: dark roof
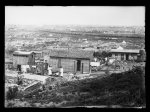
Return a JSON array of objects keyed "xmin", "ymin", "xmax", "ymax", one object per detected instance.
[{"xmin": 49, "ymin": 49, "xmax": 94, "ymax": 59}]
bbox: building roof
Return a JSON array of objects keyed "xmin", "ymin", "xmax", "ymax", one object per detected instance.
[
  {"xmin": 49, "ymin": 49, "xmax": 94, "ymax": 59},
  {"xmin": 31, "ymin": 51, "xmax": 42, "ymax": 54},
  {"xmin": 13, "ymin": 51, "xmax": 34, "ymax": 56},
  {"xmin": 110, "ymin": 49, "xmax": 139, "ymax": 53}
]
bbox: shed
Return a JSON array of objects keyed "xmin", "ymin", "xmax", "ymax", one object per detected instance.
[
  {"xmin": 49, "ymin": 49, "xmax": 94, "ymax": 74},
  {"xmin": 13, "ymin": 51, "xmax": 35, "ymax": 69},
  {"xmin": 110, "ymin": 49, "xmax": 140, "ymax": 61},
  {"xmin": 5, "ymin": 58, "xmax": 13, "ymax": 70}
]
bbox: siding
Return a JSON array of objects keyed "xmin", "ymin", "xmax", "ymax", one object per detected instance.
[
  {"xmin": 13, "ymin": 56, "xmax": 28, "ymax": 67},
  {"xmin": 49, "ymin": 57, "xmax": 90, "ymax": 73},
  {"xmin": 49, "ymin": 58, "xmax": 58, "ymax": 70},
  {"xmin": 28, "ymin": 54, "xmax": 35, "ymax": 65},
  {"xmin": 61, "ymin": 59, "xmax": 75, "ymax": 72},
  {"xmin": 81, "ymin": 60, "xmax": 90, "ymax": 73}
]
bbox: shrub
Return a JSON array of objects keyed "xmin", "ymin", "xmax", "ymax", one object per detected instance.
[{"xmin": 6, "ymin": 86, "xmax": 18, "ymax": 100}]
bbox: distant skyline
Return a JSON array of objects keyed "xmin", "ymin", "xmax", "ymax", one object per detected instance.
[{"xmin": 5, "ymin": 6, "xmax": 145, "ymax": 26}]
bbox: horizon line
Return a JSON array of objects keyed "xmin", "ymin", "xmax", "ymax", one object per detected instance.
[{"xmin": 5, "ymin": 24, "xmax": 145, "ymax": 27}]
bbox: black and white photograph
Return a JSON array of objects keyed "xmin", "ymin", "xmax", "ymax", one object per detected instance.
[{"xmin": 5, "ymin": 6, "xmax": 146, "ymax": 108}]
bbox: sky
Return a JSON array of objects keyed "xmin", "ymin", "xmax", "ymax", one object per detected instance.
[{"xmin": 5, "ymin": 6, "xmax": 145, "ymax": 26}]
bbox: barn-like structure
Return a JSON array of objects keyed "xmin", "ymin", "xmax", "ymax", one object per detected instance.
[
  {"xmin": 13, "ymin": 51, "xmax": 35, "ymax": 70},
  {"xmin": 5, "ymin": 58, "xmax": 13, "ymax": 70},
  {"xmin": 48, "ymin": 49, "xmax": 94, "ymax": 74}
]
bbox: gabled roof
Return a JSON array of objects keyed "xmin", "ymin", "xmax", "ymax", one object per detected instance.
[
  {"xmin": 49, "ymin": 49, "xmax": 94, "ymax": 59},
  {"xmin": 13, "ymin": 51, "xmax": 34, "ymax": 56}
]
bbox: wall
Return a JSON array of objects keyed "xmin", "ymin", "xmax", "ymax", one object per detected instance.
[
  {"xmin": 13, "ymin": 55, "xmax": 28, "ymax": 67},
  {"xmin": 28, "ymin": 53, "xmax": 35, "ymax": 65},
  {"xmin": 111, "ymin": 52, "xmax": 139, "ymax": 61},
  {"xmin": 49, "ymin": 57, "xmax": 75, "ymax": 72},
  {"xmin": 61, "ymin": 58, "xmax": 75, "ymax": 72},
  {"xmin": 49, "ymin": 57, "xmax": 90, "ymax": 73},
  {"xmin": 49, "ymin": 58, "xmax": 58, "ymax": 70},
  {"xmin": 13, "ymin": 53, "xmax": 35, "ymax": 67},
  {"xmin": 81, "ymin": 60, "xmax": 90, "ymax": 73}
]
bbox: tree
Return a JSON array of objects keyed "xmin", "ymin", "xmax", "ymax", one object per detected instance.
[
  {"xmin": 93, "ymin": 51, "xmax": 102, "ymax": 60},
  {"xmin": 93, "ymin": 51, "xmax": 111, "ymax": 63},
  {"xmin": 93, "ymin": 51, "xmax": 112, "ymax": 74},
  {"xmin": 5, "ymin": 45, "xmax": 17, "ymax": 56}
]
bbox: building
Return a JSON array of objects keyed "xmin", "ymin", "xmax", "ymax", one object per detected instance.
[
  {"xmin": 13, "ymin": 51, "xmax": 35, "ymax": 70},
  {"xmin": 110, "ymin": 47, "xmax": 140, "ymax": 61},
  {"xmin": 31, "ymin": 51, "xmax": 43, "ymax": 60},
  {"xmin": 5, "ymin": 58, "xmax": 13, "ymax": 70},
  {"xmin": 48, "ymin": 49, "xmax": 94, "ymax": 74}
]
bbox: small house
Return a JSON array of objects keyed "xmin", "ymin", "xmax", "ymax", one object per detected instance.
[
  {"xmin": 5, "ymin": 58, "xmax": 13, "ymax": 70},
  {"xmin": 13, "ymin": 51, "xmax": 35, "ymax": 70},
  {"xmin": 49, "ymin": 49, "xmax": 94, "ymax": 74},
  {"xmin": 110, "ymin": 48, "xmax": 140, "ymax": 61}
]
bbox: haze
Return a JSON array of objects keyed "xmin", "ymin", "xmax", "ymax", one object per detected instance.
[{"xmin": 5, "ymin": 6, "xmax": 145, "ymax": 26}]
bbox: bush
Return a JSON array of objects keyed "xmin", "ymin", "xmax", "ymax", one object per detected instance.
[
  {"xmin": 6, "ymin": 66, "xmax": 144, "ymax": 107},
  {"xmin": 6, "ymin": 86, "xmax": 18, "ymax": 100}
]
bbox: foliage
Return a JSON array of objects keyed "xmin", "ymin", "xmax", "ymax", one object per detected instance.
[
  {"xmin": 5, "ymin": 46, "xmax": 17, "ymax": 55},
  {"xmin": 6, "ymin": 86, "xmax": 18, "ymax": 100},
  {"xmin": 5, "ymin": 66, "xmax": 145, "ymax": 107},
  {"xmin": 93, "ymin": 51, "xmax": 111, "ymax": 61}
]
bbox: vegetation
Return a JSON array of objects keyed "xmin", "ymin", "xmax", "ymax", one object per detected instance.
[
  {"xmin": 5, "ymin": 66, "xmax": 145, "ymax": 108},
  {"xmin": 6, "ymin": 86, "xmax": 18, "ymax": 100},
  {"xmin": 5, "ymin": 45, "xmax": 17, "ymax": 57},
  {"xmin": 93, "ymin": 51, "xmax": 111, "ymax": 61}
]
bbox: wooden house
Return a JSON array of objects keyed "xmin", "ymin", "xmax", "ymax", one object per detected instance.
[
  {"xmin": 13, "ymin": 51, "xmax": 35, "ymax": 70},
  {"xmin": 110, "ymin": 48, "xmax": 140, "ymax": 61},
  {"xmin": 5, "ymin": 58, "xmax": 13, "ymax": 70},
  {"xmin": 49, "ymin": 49, "xmax": 94, "ymax": 74}
]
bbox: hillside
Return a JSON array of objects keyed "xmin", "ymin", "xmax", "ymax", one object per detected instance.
[{"xmin": 5, "ymin": 66, "xmax": 145, "ymax": 108}]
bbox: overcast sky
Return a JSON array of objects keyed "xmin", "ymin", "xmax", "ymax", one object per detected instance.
[{"xmin": 5, "ymin": 6, "xmax": 145, "ymax": 26}]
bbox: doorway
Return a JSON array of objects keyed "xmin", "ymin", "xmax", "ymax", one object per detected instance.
[
  {"xmin": 17, "ymin": 64, "xmax": 21, "ymax": 71},
  {"xmin": 126, "ymin": 54, "xmax": 129, "ymax": 60},
  {"xmin": 77, "ymin": 60, "xmax": 81, "ymax": 71}
]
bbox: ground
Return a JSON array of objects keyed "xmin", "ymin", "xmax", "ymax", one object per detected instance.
[{"xmin": 5, "ymin": 65, "xmax": 145, "ymax": 108}]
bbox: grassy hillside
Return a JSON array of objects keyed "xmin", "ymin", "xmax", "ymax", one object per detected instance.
[{"xmin": 5, "ymin": 66, "xmax": 145, "ymax": 108}]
